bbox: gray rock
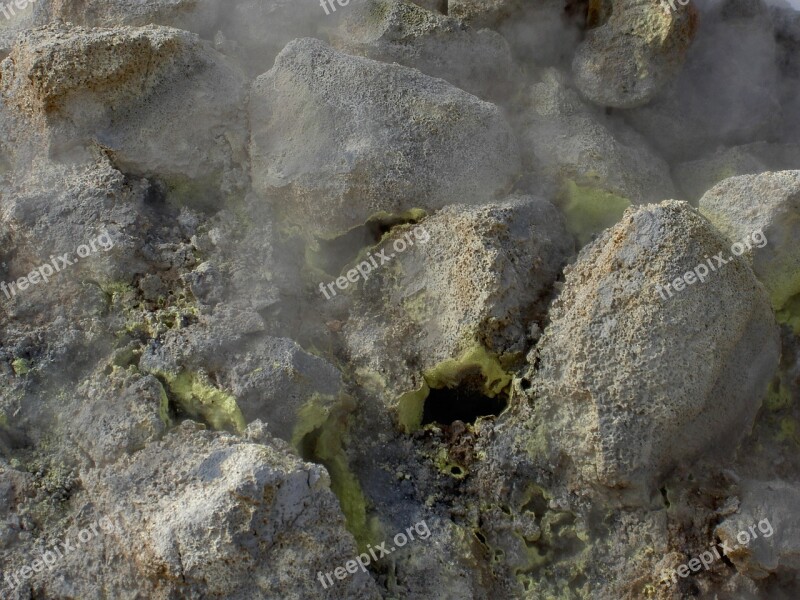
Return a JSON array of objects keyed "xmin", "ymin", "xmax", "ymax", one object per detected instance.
[
  {"xmin": 335, "ymin": 0, "xmax": 518, "ymax": 101},
  {"xmin": 532, "ymin": 201, "xmax": 780, "ymax": 492},
  {"xmin": 68, "ymin": 370, "xmax": 169, "ymax": 467},
  {"xmin": 30, "ymin": 421, "xmax": 381, "ymax": 599},
  {"xmin": 517, "ymin": 69, "xmax": 676, "ymax": 244},
  {"xmin": 249, "ymin": 38, "xmax": 520, "ymax": 242},
  {"xmin": 572, "ymin": 0, "xmax": 697, "ymax": 108},
  {"xmin": 342, "ymin": 196, "xmax": 572, "ymax": 430},
  {"xmin": 139, "ymin": 306, "xmax": 346, "ymax": 441},
  {"xmin": 446, "ymin": 0, "xmax": 522, "ymax": 28},
  {"xmin": 37, "ymin": 0, "xmax": 327, "ymax": 75},
  {"xmin": 699, "ymin": 170, "xmax": 800, "ymax": 310},
  {"xmin": 625, "ymin": 4, "xmax": 780, "ymax": 160},
  {"xmin": 1, "ymin": 23, "xmax": 249, "ymax": 195},
  {"xmin": 674, "ymin": 142, "xmax": 800, "ymax": 201},
  {"xmin": 716, "ymin": 479, "xmax": 800, "ymax": 580}
]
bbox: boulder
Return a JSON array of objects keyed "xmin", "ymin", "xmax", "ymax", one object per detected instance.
[
  {"xmin": 625, "ymin": 2, "xmax": 780, "ymax": 160},
  {"xmin": 335, "ymin": 0, "xmax": 517, "ymax": 101},
  {"xmin": 31, "ymin": 421, "xmax": 381, "ymax": 599},
  {"xmin": 342, "ymin": 196, "xmax": 572, "ymax": 430},
  {"xmin": 532, "ymin": 201, "xmax": 779, "ymax": 491},
  {"xmin": 249, "ymin": 38, "xmax": 520, "ymax": 243},
  {"xmin": 674, "ymin": 142, "xmax": 800, "ymax": 201},
  {"xmin": 699, "ymin": 171, "xmax": 800, "ymax": 310},
  {"xmin": 517, "ymin": 69, "xmax": 676, "ymax": 245},
  {"xmin": 1, "ymin": 23, "xmax": 249, "ymax": 194},
  {"xmin": 716, "ymin": 479, "xmax": 800, "ymax": 580},
  {"xmin": 572, "ymin": 0, "xmax": 697, "ymax": 108}
]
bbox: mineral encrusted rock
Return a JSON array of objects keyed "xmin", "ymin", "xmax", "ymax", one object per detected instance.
[
  {"xmin": 571, "ymin": 0, "xmax": 697, "ymax": 108},
  {"xmin": 699, "ymin": 171, "xmax": 800, "ymax": 311},
  {"xmin": 626, "ymin": 2, "xmax": 781, "ymax": 160},
  {"xmin": 532, "ymin": 201, "xmax": 780, "ymax": 491},
  {"xmin": 2, "ymin": 1, "xmax": 800, "ymax": 598},
  {"xmin": 675, "ymin": 142, "xmax": 800, "ymax": 201},
  {"xmin": 249, "ymin": 38, "xmax": 520, "ymax": 241},
  {"xmin": 517, "ymin": 68, "xmax": 675, "ymax": 242},
  {"xmin": 343, "ymin": 196, "xmax": 572, "ymax": 428}
]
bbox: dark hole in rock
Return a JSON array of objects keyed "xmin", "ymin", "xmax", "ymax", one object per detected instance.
[
  {"xmin": 421, "ymin": 377, "xmax": 508, "ymax": 426},
  {"xmin": 314, "ymin": 213, "xmax": 423, "ymax": 276},
  {"xmin": 450, "ymin": 465, "xmax": 463, "ymax": 476}
]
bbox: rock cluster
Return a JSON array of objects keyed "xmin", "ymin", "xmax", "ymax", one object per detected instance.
[{"xmin": 0, "ymin": 0, "xmax": 799, "ymax": 598}]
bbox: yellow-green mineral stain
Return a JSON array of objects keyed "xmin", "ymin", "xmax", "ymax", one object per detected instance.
[
  {"xmin": 11, "ymin": 358, "xmax": 30, "ymax": 376},
  {"xmin": 777, "ymin": 294, "xmax": 800, "ymax": 333},
  {"xmin": 560, "ymin": 179, "xmax": 631, "ymax": 247},
  {"xmin": 397, "ymin": 344, "xmax": 512, "ymax": 433},
  {"xmin": 162, "ymin": 371, "xmax": 245, "ymax": 433},
  {"xmin": 765, "ymin": 378, "xmax": 792, "ymax": 412},
  {"xmin": 292, "ymin": 397, "xmax": 375, "ymax": 550}
]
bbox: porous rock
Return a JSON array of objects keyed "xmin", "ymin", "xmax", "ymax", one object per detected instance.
[
  {"xmin": 46, "ymin": 421, "xmax": 381, "ymax": 599},
  {"xmin": 699, "ymin": 170, "xmax": 800, "ymax": 310},
  {"xmin": 572, "ymin": 0, "xmax": 697, "ymax": 109},
  {"xmin": 716, "ymin": 479, "xmax": 800, "ymax": 580},
  {"xmin": 531, "ymin": 201, "xmax": 780, "ymax": 491},
  {"xmin": 335, "ymin": 0, "xmax": 517, "ymax": 100},
  {"xmin": 1, "ymin": 23, "xmax": 248, "ymax": 193},
  {"xmin": 249, "ymin": 38, "xmax": 520, "ymax": 242},
  {"xmin": 343, "ymin": 195, "xmax": 572, "ymax": 428}
]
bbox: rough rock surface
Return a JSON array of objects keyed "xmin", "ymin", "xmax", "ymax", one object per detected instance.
[
  {"xmin": 1, "ymin": 420, "xmax": 380, "ymax": 599},
  {"xmin": 699, "ymin": 171, "xmax": 800, "ymax": 310},
  {"xmin": 674, "ymin": 142, "xmax": 800, "ymax": 201},
  {"xmin": 1, "ymin": 23, "xmax": 249, "ymax": 193},
  {"xmin": 250, "ymin": 37, "xmax": 520, "ymax": 242},
  {"xmin": 516, "ymin": 68, "xmax": 676, "ymax": 243},
  {"xmin": 571, "ymin": 0, "xmax": 697, "ymax": 108},
  {"xmin": 343, "ymin": 196, "xmax": 572, "ymax": 427},
  {"xmin": 626, "ymin": 1, "xmax": 781, "ymax": 160},
  {"xmin": 531, "ymin": 201, "xmax": 780, "ymax": 491},
  {"xmin": 716, "ymin": 479, "xmax": 800, "ymax": 580},
  {"xmin": 335, "ymin": 0, "xmax": 517, "ymax": 101},
  {"xmin": 1, "ymin": 1, "xmax": 800, "ymax": 599}
]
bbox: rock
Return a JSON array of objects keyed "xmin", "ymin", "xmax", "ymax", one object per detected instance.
[
  {"xmin": 1, "ymin": 23, "xmax": 249, "ymax": 194},
  {"xmin": 139, "ymin": 306, "xmax": 346, "ymax": 441},
  {"xmin": 37, "ymin": 0, "xmax": 326, "ymax": 75},
  {"xmin": 335, "ymin": 0, "xmax": 517, "ymax": 101},
  {"xmin": 249, "ymin": 38, "xmax": 520, "ymax": 242},
  {"xmin": 447, "ymin": 0, "xmax": 522, "ymax": 28},
  {"xmin": 716, "ymin": 479, "xmax": 800, "ymax": 579},
  {"xmin": 625, "ymin": 2, "xmax": 780, "ymax": 160},
  {"xmin": 531, "ymin": 201, "xmax": 780, "ymax": 492},
  {"xmin": 342, "ymin": 196, "xmax": 572, "ymax": 430},
  {"xmin": 67, "ymin": 370, "xmax": 169, "ymax": 467},
  {"xmin": 21, "ymin": 421, "xmax": 381, "ymax": 599},
  {"xmin": 674, "ymin": 142, "xmax": 800, "ymax": 201},
  {"xmin": 517, "ymin": 69, "xmax": 676, "ymax": 245},
  {"xmin": 571, "ymin": 0, "xmax": 697, "ymax": 108},
  {"xmin": 699, "ymin": 171, "xmax": 800, "ymax": 310}
]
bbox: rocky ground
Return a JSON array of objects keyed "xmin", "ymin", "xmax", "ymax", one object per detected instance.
[{"xmin": 0, "ymin": 0, "xmax": 799, "ymax": 598}]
